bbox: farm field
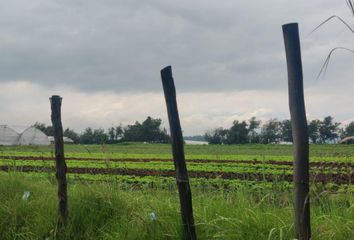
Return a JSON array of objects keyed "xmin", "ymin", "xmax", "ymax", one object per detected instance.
[
  {"xmin": 0, "ymin": 143, "xmax": 353, "ymax": 239},
  {"xmin": 0, "ymin": 143, "xmax": 353, "ymax": 190}
]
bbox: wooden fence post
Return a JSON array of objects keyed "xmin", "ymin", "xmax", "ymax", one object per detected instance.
[
  {"xmin": 50, "ymin": 95, "xmax": 68, "ymax": 225},
  {"xmin": 160, "ymin": 66, "xmax": 197, "ymax": 240},
  {"xmin": 282, "ymin": 23, "xmax": 311, "ymax": 240}
]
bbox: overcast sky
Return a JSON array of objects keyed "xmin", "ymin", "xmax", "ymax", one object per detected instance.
[{"xmin": 0, "ymin": 0, "xmax": 353, "ymax": 135}]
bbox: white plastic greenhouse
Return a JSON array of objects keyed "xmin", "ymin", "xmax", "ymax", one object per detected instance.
[
  {"xmin": 18, "ymin": 127, "xmax": 50, "ymax": 145},
  {"xmin": 0, "ymin": 125, "xmax": 20, "ymax": 145},
  {"xmin": 0, "ymin": 125, "xmax": 50, "ymax": 146}
]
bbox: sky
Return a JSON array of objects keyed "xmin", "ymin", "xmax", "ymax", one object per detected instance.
[{"xmin": 0, "ymin": 0, "xmax": 353, "ymax": 135}]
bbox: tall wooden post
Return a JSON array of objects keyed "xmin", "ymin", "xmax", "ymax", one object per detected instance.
[
  {"xmin": 50, "ymin": 95, "xmax": 68, "ymax": 225},
  {"xmin": 160, "ymin": 66, "xmax": 197, "ymax": 240},
  {"xmin": 282, "ymin": 23, "xmax": 311, "ymax": 240}
]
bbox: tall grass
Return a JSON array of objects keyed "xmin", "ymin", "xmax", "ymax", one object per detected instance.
[{"xmin": 0, "ymin": 172, "xmax": 353, "ymax": 239}]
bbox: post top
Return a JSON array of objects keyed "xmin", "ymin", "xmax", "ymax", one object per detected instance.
[
  {"xmin": 161, "ymin": 65, "xmax": 172, "ymax": 73},
  {"xmin": 50, "ymin": 95, "xmax": 61, "ymax": 98},
  {"xmin": 282, "ymin": 22, "xmax": 298, "ymax": 29},
  {"xmin": 50, "ymin": 95, "xmax": 62, "ymax": 102}
]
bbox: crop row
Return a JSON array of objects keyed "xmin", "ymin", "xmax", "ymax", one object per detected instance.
[
  {"xmin": 1, "ymin": 155, "xmax": 354, "ymax": 168},
  {"xmin": 1, "ymin": 158, "xmax": 353, "ymax": 176},
  {"xmin": 1, "ymin": 165, "xmax": 353, "ymax": 185},
  {"xmin": 2, "ymin": 170, "xmax": 297, "ymax": 192},
  {"xmin": 0, "ymin": 159, "xmax": 295, "ymax": 175},
  {"xmin": 1, "ymin": 151, "xmax": 354, "ymax": 162},
  {"xmin": 2, "ymin": 143, "xmax": 354, "ymax": 157}
]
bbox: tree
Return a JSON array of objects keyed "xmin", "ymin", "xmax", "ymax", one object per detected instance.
[
  {"xmin": 226, "ymin": 120, "xmax": 249, "ymax": 144},
  {"xmin": 123, "ymin": 121, "xmax": 143, "ymax": 142},
  {"xmin": 205, "ymin": 117, "xmax": 261, "ymax": 144},
  {"xmin": 204, "ymin": 128, "xmax": 228, "ymax": 144},
  {"xmin": 280, "ymin": 119, "xmax": 293, "ymax": 142},
  {"xmin": 93, "ymin": 128, "xmax": 109, "ymax": 144},
  {"xmin": 63, "ymin": 128, "xmax": 80, "ymax": 143},
  {"xmin": 308, "ymin": 117, "xmax": 341, "ymax": 143},
  {"xmin": 318, "ymin": 116, "xmax": 340, "ymax": 143},
  {"xmin": 80, "ymin": 128, "xmax": 109, "ymax": 144},
  {"xmin": 141, "ymin": 117, "xmax": 169, "ymax": 142},
  {"xmin": 205, "ymin": 117, "xmax": 261, "ymax": 145},
  {"xmin": 108, "ymin": 127, "xmax": 115, "ymax": 142},
  {"xmin": 80, "ymin": 127, "xmax": 94, "ymax": 144},
  {"xmin": 342, "ymin": 120, "xmax": 354, "ymax": 137},
  {"xmin": 260, "ymin": 119, "xmax": 281, "ymax": 144},
  {"xmin": 106, "ymin": 125, "xmax": 124, "ymax": 143},
  {"xmin": 122, "ymin": 117, "xmax": 169, "ymax": 143},
  {"xmin": 248, "ymin": 117, "xmax": 261, "ymax": 143},
  {"xmin": 115, "ymin": 125, "xmax": 124, "ymax": 140},
  {"xmin": 308, "ymin": 119, "xmax": 321, "ymax": 143}
]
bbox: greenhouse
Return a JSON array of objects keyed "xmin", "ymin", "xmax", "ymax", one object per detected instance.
[
  {"xmin": 18, "ymin": 127, "xmax": 50, "ymax": 145},
  {"xmin": 0, "ymin": 125, "xmax": 20, "ymax": 145}
]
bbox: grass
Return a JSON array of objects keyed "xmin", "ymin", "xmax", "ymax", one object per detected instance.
[
  {"xmin": 0, "ymin": 143, "xmax": 353, "ymax": 239},
  {"xmin": 0, "ymin": 172, "xmax": 353, "ymax": 240}
]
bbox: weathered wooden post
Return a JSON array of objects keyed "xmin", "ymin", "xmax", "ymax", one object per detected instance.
[
  {"xmin": 282, "ymin": 23, "xmax": 311, "ymax": 240},
  {"xmin": 50, "ymin": 95, "xmax": 68, "ymax": 225},
  {"xmin": 160, "ymin": 66, "xmax": 197, "ymax": 240}
]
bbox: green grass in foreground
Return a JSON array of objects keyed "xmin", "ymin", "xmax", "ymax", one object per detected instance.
[{"xmin": 0, "ymin": 173, "xmax": 353, "ymax": 240}]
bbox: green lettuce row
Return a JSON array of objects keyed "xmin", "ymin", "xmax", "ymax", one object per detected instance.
[{"xmin": 1, "ymin": 159, "xmax": 351, "ymax": 176}]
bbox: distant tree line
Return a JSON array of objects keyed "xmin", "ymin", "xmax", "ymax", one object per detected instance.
[
  {"xmin": 33, "ymin": 116, "xmax": 170, "ymax": 144},
  {"xmin": 34, "ymin": 115, "xmax": 354, "ymax": 145},
  {"xmin": 205, "ymin": 116, "xmax": 354, "ymax": 144}
]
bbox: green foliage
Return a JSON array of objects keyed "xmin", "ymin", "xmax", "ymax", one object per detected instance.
[
  {"xmin": 342, "ymin": 120, "xmax": 354, "ymax": 137},
  {"xmin": 3, "ymin": 143, "xmax": 354, "ymax": 161},
  {"xmin": 248, "ymin": 117, "xmax": 261, "ymax": 144},
  {"xmin": 260, "ymin": 119, "xmax": 282, "ymax": 144},
  {"xmin": 63, "ymin": 128, "xmax": 80, "ymax": 143},
  {"xmin": 33, "ymin": 116, "xmax": 169, "ymax": 145},
  {"xmin": 308, "ymin": 119, "xmax": 321, "ymax": 144},
  {"xmin": 0, "ymin": 173, "xmax": 353, "ymax": 240},
  {"xmin": 205, "ymin": 117, "xmax": 262, "ymax": 144},
  {"xmin": 0, "ymin": 144, "xmax": 353, "ymax": 239},
  {"xmin": 80, "ymin": 127, "xmax": 109, "ymax": 144},
  {"xmin": 0, "ymin": 143, "xmax": 353, "ymax": 194},
  {"xmin": 205, "ymin": 115, "xmax": 345, "ymax": 145},
  {"xmin": 227, "ymin": 120, "xmax": 250, "ymax": 144},
  {"xmin": 280, "ymin": 120, "xmax": 292, "ymax": 142},
  {"xmin": 308, "ymin": 116, "xmax": 341, "ymax": 144},
  {"xmin": 204, "ymin": 127, "xmax": 228, "ymax": 144},
  {"xmin": 319, "ymin": 116, "xmax": 341, "ymax": 143},
  {"xmin": 122, "ymin": 117, "xmax": 170, "ymax": 143}
]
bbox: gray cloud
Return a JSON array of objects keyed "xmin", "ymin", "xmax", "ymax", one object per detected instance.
[
  {"xmin": 1, "ymin": 0, "xmax": 352, "ymax": 93},
  {"xmin": 1, "ymin": 0, "xmax": 354, "ymax": 135}
]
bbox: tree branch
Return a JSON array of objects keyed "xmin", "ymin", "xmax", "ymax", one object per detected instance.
[
  {"xmin": 346, "ymin": 0, "xmax": 354, "ymax": 16},
  {"xmin": 308, "ymin": 15, "xmax": 354, "ymax": 37},
  {"xmin": 317, "ymin": 47, "xmax": 354, "ymax": 79}
]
